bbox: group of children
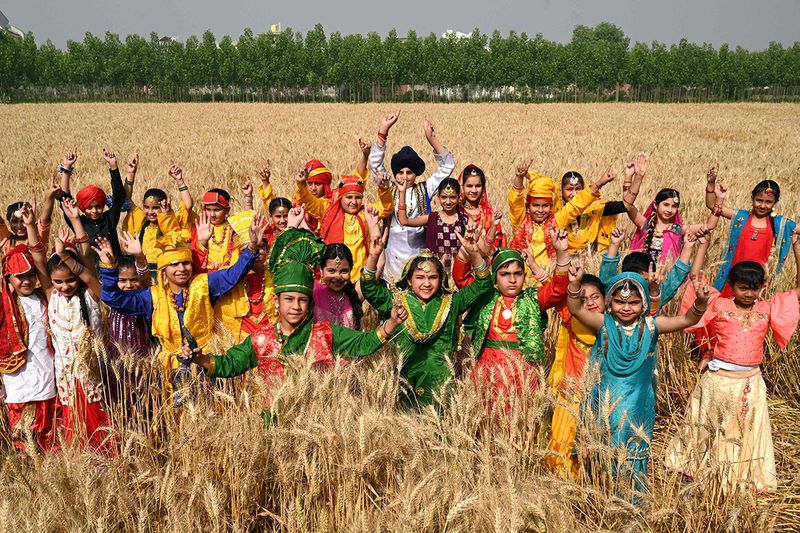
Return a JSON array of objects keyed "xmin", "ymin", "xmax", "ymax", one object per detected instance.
[{"xmin": 1, "ymin": 111, "xmax": 798, "ymax": 503}]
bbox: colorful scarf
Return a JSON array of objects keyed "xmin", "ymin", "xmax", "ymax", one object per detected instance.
[
  {"xmin": 320, "ymin": 175, "xmax": 368, "ymax": 252},
  {"xmin": 0, "ymin": 245, "xmax": 35, "ymax": 373},
  {"xmin": 459, "ymin": 164, "xmax": 506, "ymax": 247},
  {"xmin": 509, "ymin": 212, "xmax": 556, "ymax": 259},
  {"xmin": 629, "ymin": 195, "xmax": 683, "ymax": 263}
]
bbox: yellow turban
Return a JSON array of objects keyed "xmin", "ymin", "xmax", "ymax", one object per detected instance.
[
  {"xmin": 228, "ymin": 209, "xmax": 255, "ymax": 249},
  {"xmin": 526, "ymin": 170, "xmax": 557, "ymax": 202},
  {"xmin": 155, "ymin": 230, "xmax": 193, "ymax": 270}
]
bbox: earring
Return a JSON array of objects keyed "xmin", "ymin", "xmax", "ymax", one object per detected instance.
[{"xmin": 273, "ymin": 308, "xmax": 279, "ymax": 318}]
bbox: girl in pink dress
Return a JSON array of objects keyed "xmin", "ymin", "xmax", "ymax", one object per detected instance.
[
  {"xmin": 666, "ymin": 250, "xmax": 800, "ymax": 493},
  {"xmin": 313, "ymin": 244, "xmax": 362, "ymax": 330}
]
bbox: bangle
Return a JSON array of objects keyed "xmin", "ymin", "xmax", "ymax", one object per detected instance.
[
  {"xmin": 38, "ymin": 221, "xmax": 52, "ymax": 231},
  {"xmin": 58, "ymin": 165, "xmax": 73, "ymax": 175},
  {"xmin": 473, "ymin": 262, "xmax": 491, "ymax": 279},
  {"xmin": 555, "ymin": 258, "xmax": 571, "ymax": 268},
  {"xmin": 178, "ymin": 185, "xmax": 189, "ymax": 192},
  {"xmin": 377, "ymin": 132, "xmax": 387, "ymax": 144},
  {"xmin": 567, "ymin": 288, "xmax": 582, "ymax": 299},
  {"xmin": 72, "ymin": 235, "xmax": 89, "ymax": 244},
  {"xmin": 397, "ymin": 204, "xmax": 406, "ymax": 211},
  {"xmin": 376, "ymin": 324, "xmax": 387, "ymax": 344},
  {"xmin": 69, "ymin": 260, "xmax": 85, "ymax": 276},
  {"xmin": 361, "ymin": 267, "xmax": 377, "ymax": 281},
  {"xmin": 484, "ymin": 236, "xmax": 496, "ymax": 246},
  {"xmin": 690, "ymin": 303, "xmax": 707, "ymax": 315},
  {"xmin": 712, "ymin": 205, "xmax": 722, "ymax": 217},
  {"xmin": 28, "ymin": 240, "xmax": 45, "ymax": 253},
  {"xmin": 705, "ymin": 187, "xmax": 715, "ymax": 194},
  {"xmin": 136, "ymin": 262, "xmax": 150, "ymax": 276},
  {"xmin": 124, "ymin": 179, "xmax": 135, "ymax": 186}
]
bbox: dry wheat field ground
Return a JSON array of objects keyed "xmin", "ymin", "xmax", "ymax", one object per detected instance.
[{"xmin": 1, "ymin": 103, "xmax": 800, "ymax": 532}]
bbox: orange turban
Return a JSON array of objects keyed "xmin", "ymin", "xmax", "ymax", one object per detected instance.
[{"xmin": 76, "ymin": 185, "xmax": 107, "ymax": 211}]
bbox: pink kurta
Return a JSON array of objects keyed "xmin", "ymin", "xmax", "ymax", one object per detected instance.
[{"xmin": 313, "ymin": 281, "xmax": 356, "ymax": 329}]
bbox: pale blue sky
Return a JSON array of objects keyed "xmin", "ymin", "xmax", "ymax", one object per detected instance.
[{"xmin": 2, "ymin": 0, "xmax": 798, "ymax": 49}]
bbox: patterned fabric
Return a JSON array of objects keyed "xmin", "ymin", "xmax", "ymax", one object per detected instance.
[
  {"xmin": 425, "ymin": 211, "xmax": 465, "ymax": 273},
  {"xmin": 470, "ymin": 289, "xmax": 544, "ymax": 363}
]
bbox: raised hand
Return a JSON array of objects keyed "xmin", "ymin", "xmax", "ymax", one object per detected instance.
[
  {"xmin": 455, "ymin": 221, "xmax": 480, "ymax": 257},
  {"xmin": 394, "ymin": 172, "xmax": 407, "ymax": 195},
  {"xmin": 19, "ymin": 201, "xmax": 36, "ymax": 226},
  {"xmin": 610, "ymin": 226, "xmax": 626, "ymax": 246},
  {"xmin": 568, "ymin": 256, "xmax": 585, "ymax": 285},
  {"xmin": 634, "ymin": 152, "xmax": 648, "ymax": 180},
  {"xmin": 195, "ymin": 211, "xmax": 213, "ymax": 245},
  {"xmin": 388, "ymin": 300, "xmax": 408, "ymax": 328},
  {"xmin": 379, "ymin": 110, "xmax": 401, "ymax": 135},
  {"xmin": 358, "ymin": 138, "xmax": 371, "ymax": 157},
  {"xmin": 714, "ymin": 179, "xmax": 728, "ymax": 200},
  {"xmin": 646, "ymin": 261, "xmax": 666, "ymax": 296},
  {"xmin": 61, "ymin": 197, "xmax": 80, "ymax": 220},
  {"xmin": 127, "ymin": 153, "xmax": 139, "ymax": 178},
  {"xmin": 295, "ymin": 167, "xmax": 309, "ymax": 185},
  {"xmin": 377, "ymin": 171, "xmax": 392, "ymax": 191},
  {"xmin": 168, "ymin": 165, "xmax": 184, "ymax": 183},
  {"xmin": 551, "ymin": 227, "xmax": 569, "ymax": 252},
  {"xmin": 515, "ymin": 159, "xmax": 533, "ymax": 180},
  {"xmin": 54, "ymin": 225, "xmax": 72, "ymax": 256},
  {"xmin": 287, "ymin": 206, "xmax": 305, "ymax": 228},
  {"xmin": 423, "ymin": 119, "xmax": 437, "ymax": 143},
  {"xmin": 596, "ymin": 165, "xmax": 616, "ymax": 188},
  {"xmin": 493, "ymin": 211, "xmax": 503, "ymax": 226},
  {"xmin": 62, "ymin": 148, "xmax": 78, "ymax": 170},
  {"xmin": 92, "ymin": 237, "xmax": 115, "ymax": 264},
  {"xmin": 364, "ymin": 205, "xmax": 381, "ymax": 237},
  {"xmin": 159, "ymin": 197, "xmax": 173, "ymax": 214},
  {"xmin": 706, "ymin": 162, "xmax": 720, "ymax": 185},
  {"xmin": 119, "ymin": 231, "xmax": 143, "ymax": 256},
  {"xmin": 258, "ymin": 161, "xmax": 272, "ymax": 184},
  {"xmin": 249, "ymin": 214, "xmax": 266, "ymax": 250},
  {"xmin": 241, "ymin": 180, "xmax": 254, "ymax": 198},
  {"xmin": 368, "ymin": 236, "xmax": 385, "ymax": 258},
  {"xmin": 690, "ymin": 272, "xmax": 710, "ymax": 306},
  {"xmin": 103, "ymin": 148, "xmax": 118, "ymax": 170}
]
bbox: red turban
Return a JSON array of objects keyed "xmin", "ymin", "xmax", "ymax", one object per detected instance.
[
  {"xmin": 2, "ymin": 245, "xmax": 34, "ymax": 277},
  {"xmin": 201, "ymin": 191, "xmax": 231, "ymax": 210},
  {"xmin": 305, "ymin": 160, "xmax": 333, "ymax": 198},
  {"xmin": 337, "ymin": 175, "xmax": 365, "ymax": 197},
  {"xmin": 76, "ymin": 185, "xmax": 108, "ymax": 211}
]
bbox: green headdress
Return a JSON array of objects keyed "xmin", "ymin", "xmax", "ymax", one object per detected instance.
[
  {"xmin": 269, "ymin": 228, "xmax": 324, "ymax": 296},
  {"xmin": 491, "ymin": 248, "xmax": 524, "ymax": 278}
]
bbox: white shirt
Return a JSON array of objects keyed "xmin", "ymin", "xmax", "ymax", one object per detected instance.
[{"xmin": 2, "ymin": 294, "xmax": 56, "ymax": 404}]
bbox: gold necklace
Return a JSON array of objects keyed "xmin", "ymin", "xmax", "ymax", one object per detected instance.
[{"xmin": 492, "ymin": 298, "xmax": 516, "ymax": 338}]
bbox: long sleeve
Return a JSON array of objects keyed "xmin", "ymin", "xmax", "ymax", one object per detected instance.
[
  {"xmin": 451, "ymin": 268, "xmax": 493, "ymax": 315},
  {"xmin": 601, "ymin": 201, "xmax": 628, "ymax": 217},
  {"xmin": 210, "ymin": 336, "xmax": 258, "ymax": 378},
  {"xmin": 599, "ymin": 252, "xmax": 620, "ymax": 286},
  {"xmin": 554, "ymin": 187, "xmax": 598, "ymax": 228},
  {"xmin": 369, "ymin": 186, "xmax": 395, "ymax": 219},
  {"xmin": 331, "ymin": 325, "xmax": 383, "ymax": 358},
  {"xmin": 537, "ymin": 272, "xmax": 568, "ymax": 310},
  {"xmin": 424, "ymin": 149, "xmax": 456, "ymax": 198},
  {"xmin": 100, "ymin": 267, "xmax": 153, "ymax": 316},
  {"xmin": 369, "ymin": 141, "xmax": 389, "ymax": 180},
  {"xmin": 660, "ymin": 258, "xmax": 691, "ymax": 308},
  {"xmin": 451, "ymin": 256, "xmax": 473, "ymax": 289},
  {"xmin": 108, "ymin": 167, "xmax": 126, "ymax": 226},
  {"xmin": 767, "ymin": 290, "xmax": 800, "ymax": 349},
  {"xmin": 296, "ymin": 184, "xmax": 331, "ymax": 221},
  {"xmin": 122, "ymin": 205, "xmax": 145, "ymax": 235},
  {"xmin": 208, "ymin": 246, "xmax": 258, "ymax": 303},
  {"xmin": 507, "ymin": 186, "xmax": 527, "ymax": 231},
  {"xmin": 360, "ymin": 273, "xmax": 395, "ymax": 317},
  {"xmin": 259, "ymin": 183, "xmax": 276, "ymax": 213},
  {"xmin": 157, "ymin": 210, "xmax": 181, "ymax": 235}
]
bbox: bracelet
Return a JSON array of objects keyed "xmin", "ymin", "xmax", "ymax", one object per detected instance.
[
  {"xmin": 705, "ymin": 187, "xmax": 715, "ymax": 194},
  {"xmin": 377, "ymin": 132, "xmax": 387, "ymax": 144},
  {"xmin": 135, "ymin": 262, "xmax": 150, "ymax": 276},
  {"xmin": 361, "ymin": 267, "xmax": 377, "ymax": 281},
  {"xmin": 650, "ymin": 290, "xmax": 661, "ymax": 300},
  {"xmin": 68, "ymin": 260, "xmax": 85, "ymax": 276},
  {"xmin": 690, "ymin": 303, "xmax": 707, "ymax": 315},
  {"xmin": 397, "ymin": 204, "xmax": 406, "ymax": 211},
  {"xmin": 72, "ymin": 235, "xmax": 89, "ymax": 244},
  {"xmin": 28, "ymin": 240, "xmax": 45, "ymax": 253},
  {"xmin": 484, "ymin": 236, "xmax": 496, "ymax": 246},
  {"xmin": 555, "ymin": 258, "xmax": 571, "ymax": 268},
  {"xmin": 178, "ymin": 185, "xmax": 189, "ymax": 192},
  {"xmin": 567, "ymin": 288, "xmax": 582, "ymax": 299},
  {"xmin": 124, "ymin": 179, "xmax": 135, "ymax": 186},
  {"xmin": 712, "ymin": 204, "xmax": 723, "ymax": 217},
  {"xmin": 58, "ymin": 165, "xmax": 73, "ymax": 175},
  {"xmin": 376, "ymin": 324, "xmax": 387, "ymax": 344}
]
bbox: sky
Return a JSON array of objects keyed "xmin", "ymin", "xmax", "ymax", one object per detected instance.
[{"xmin": 2, "ymin": 0, "xmax": 798, "ymax": 50}]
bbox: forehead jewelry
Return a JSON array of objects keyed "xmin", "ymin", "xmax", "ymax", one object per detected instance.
[
  {"xmin": 620, "ymin": 281, "xmax": 632, "ymax": 300},
  {"xmin": 567, "ymin": 172, "xmax": 580, "ymax": 186},
  {"xmin": 468, "ymin": 168, "xmax": 480, "ymax": 176},
  {"xmin": 333, "ymin": 256, "xmax": 342, "ymax": 266},
  {"xmin": 442, "ymin": 183, "xmax": 457, "ymax": 195},
  {"xmin": 419, "ymin": 261, "xmax": 433, "ymax": 273}
]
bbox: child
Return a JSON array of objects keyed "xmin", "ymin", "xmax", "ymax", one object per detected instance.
[
  {"xmin": 1, "ymin": 175, "xmax": 60, "ymax": 254},
  {"xmin": 369, "ymin": 111, "xmax": 457, "ymax": 283},
  {"xmin": 665, "ymin": 252, "xmax": 800, "ymax": 493},
  {"xmin": 0, "ymin": 204, "xmax": 57, "ymax": 453},
  {"xmin": 122, "ymin": 162, "xmax": 195, "ymax": 278},
  {"xmin": 296, "ymin": 167, "xmax": 393, "ymax": 282},
  {"xmin": 567, "ymin": 264, "xmax": 709, "ymax": 502},
  {"xmin": 264, "ymin": 197, "xmax": 292, "ymax": 246},
  {"xmin": 315, "ymin": 243, "xmax": 363, "ymax": 329},
  {"xmin": 60, "ymin": 148, "xmax": 128, "ymax": 257},
  {"xmin": 627, "ymin": 187, "xmax": 684, "ymax": 264},
  {"xmin": 396, "ymin": 177, "xmax": 468, "ymax": 273},
  {"xmin": 706, "ymin": 166, "xmax": 797, "ymax": 295},
  {"xmin": 509, "ymin": 161, "xmax": 614, "ymax": 268},
  {"xmin": 43, "ymin": 225, "xmax": 112, "ymax": 452},
  {"xmin": 459, "ymin": 164, "xmax": 507, "ymax": 248}
]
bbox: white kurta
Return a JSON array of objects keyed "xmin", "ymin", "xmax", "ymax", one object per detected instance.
[
  {"xmin": 369, "ymin": 141, "xmax": 455, "ymax": 283},
  {"xmin": 2, "ymin": 294, "xmax": 56, "ymax": 404}
]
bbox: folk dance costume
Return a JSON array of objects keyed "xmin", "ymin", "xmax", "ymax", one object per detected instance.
[
  {"xmin": 629, "ymin": 194, "xmax": 683, "ymax": 265},
  {"xmin": 206, "ymin": 229, "xmax": 387, "ymax": 410},
  {"xmin": 100, "ymin": 231, "xmax": 257, "ymax": 397},
  {"xmin": 122, "ymin": 200, "xmax": 193, "ymax": 278},
  {"xmin": 65, "ymin": 167, "xmax": 127, "ymax": 257},
  {"xmin": 314, "ymin": 281, "xmax": 356, "ymax": 329},
  {"xmin": 665, "ymin": 283, "xmax": 799, "ymax": 492},
  {"xmin": 714, "ymin": 208, "xmax": 796, "ymax": 295},
  {"xmin": 458, "ymin": 164, "xmax": 507, "ymax": 249},
  {"xmin": 292, "ymin": 160, "xmax": 333, "ymax": 235},
  {"xmin": 583, "ymin": 273, "xmax": 659, "ymax": 500},
  {"xmin": 369, "ymin": 142, "xmax": 456, "ymax": 284},
  {"xmin": 508, "ymin": 173, "xmax": 599, "ymax": 268},
  {"xmin": 297, "ymin": 174, "xmax": 393, "ymax": 282},
  {"xmin": 0, "ymin": 246, "xmax": 57, "ymax": 453},
  {"xmin": 361, "ymin": 251, "xmax": 493, "ymax": 407},
  {"xmin": 556, "ymin": 173, "xmax": 623, "ymax": 254},
  {"xmin": 455, "ymin": 249, "xmax": 567, "ymax": 403}
]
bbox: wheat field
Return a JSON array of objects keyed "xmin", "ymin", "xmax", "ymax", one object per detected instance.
[{"xmin": 1, "ymin": 103, "xmax": 800, "ymax": 532}]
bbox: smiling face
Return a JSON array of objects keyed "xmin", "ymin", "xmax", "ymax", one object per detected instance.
[
  {"xmin": 462, "ymin": 175, "xmax": 484, "ymax": 206},
  {"xmin": 655, "ymin": 197, "xmax": 680, "ymax": 224},
  {"xmin": 270, "ymin": 206, "xmax": 289, "ymax": 231},
  {"xmin": 340, "ymin": 193, "xmax": 364, "ymax": 215},
  {"xmin": 321, "ymin": 258, "xmax": 352, "ymax": 293},
  {"xmin": 50, "ymin": 266, "xmax": 81, "ymax": 298},
  {"xmin": 163, "ymin": 261, "xmax": 193, "ymax": 287},
  {"xmin": 751, "ymin": 191, "xmax": 776, "ymax": 218},
  {"xmin": 7, "ymin": 271, "xmax": 38, "ymax": 296},
  {"xmin": 608, "ymin": 287, "xmax": 644, "ymax": 326},
  {"xmin": 203, "ymin": 204, "xmax": 229, "ymax": 226},
  {"xmin": 527, "ymin": 199, "xmax": 552, "ymax": 224},
  {"xmin": 8, "ymin": 215, "xmax": 26, "ymax": 238},
  {"xmin": 117, "ymin": 266, "xmax": 142, "ymax": 291},
  {"xmin": 143, "ymin": 196, "xmax": 162, "ymax": 223},
  {"xmin": 562, "ymin": 182, "xmax": 584, "ymax": 203},
  {"xmin": 409, "ymin": 261, "xmax": 441, "ymax": 303},
  {"xmin": 438, "ymin": 188, "xmax": 459, "ymax": 215},
  {"xmin": 495, "ymin": 261, "xmax": 525, "ymax": 298},
  {"xmin": 275, "ymin": 292, "xmax": 311, "ymax": 328},
  {"xmin": 83, "ymin": 201, "xmax": 105, "ymax": 221}
]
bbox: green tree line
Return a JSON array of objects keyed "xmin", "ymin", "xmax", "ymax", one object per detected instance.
[{"xmin": 1, "ymin": 22, "xmax": 799, "ymax": 103}]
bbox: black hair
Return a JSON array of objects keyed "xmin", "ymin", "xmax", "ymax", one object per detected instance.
[
  {"xmin": 643, "ymin": 188, "xmax": 680, "ymax": 254},
  {"xmin": 437, "ymin": 178, "xmax": 461, "ymax": 197},
  {"xmin": 320, "ymin": 244, "xmax": 362, "ymax": 329},
  {"xmin": 117, "ymin": 254, "xmax": 137, "ymax": 271},
  {"xmin": 460, "ymin": 165, "xmax": 486, "ymax": 197},
  {"xmin": 143, "ymin": 188, "xmax": 168, "ymax": 202},
  {"xmin": 752, "ymin": 180, "xmax": 781, "ymax": 202},
  {"xmin": 621, "ymin": 251, "xmax": 656, "ymax": 275},
  {"xmin": 6, "ymin": 202, "xmax": 24, "ymax": 222},
  {"xmin": 580, "ymin": 273, "xmax": 606, "ymax": 296},
  {"xmin": 269, "ymin": 197, "xmax": 293, "ymax": 215},
  {"xmin": 46, "ymin": 249, "xmax": 92, "ymax": 328},
  {"xmin": 207, "ymin": 188, "xmax": 231, "ymax": 202},
  {"xmin": 490, "ymin": 249, "xmax": 525, "ymax": 272},
  {"xmin": 404, "ymin": 255, "xmax": 448, "ymax": 294},
  {"xmin": 728, "ymin": 261, "xmax": 766, "ymax": 290},
  {"xmin": 561, "ymin": 171, "xmax": 585, "ymax": 188}
]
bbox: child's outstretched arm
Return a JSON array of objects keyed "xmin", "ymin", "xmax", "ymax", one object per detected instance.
[
  {"xmin": 357, "ymin": 138, "xmax": 370, "ymax": 178},
  {"xmin": 53, "ymin": 226, "xmax": 101, "ymax": 301},
  {"xmin": 622, "ymin": 154, "xmax": 647, "ymax": 229},
  {"xmin": 124, "ymin": 153, "xmax": 138, "ymax": 201},
  {"xmin": 395, "ymin": 179, "xmax": 428, "ymax": 228},
  {"xmin": 566, "ymin": 258, "xmax": 604, "ymax": 331},
  {"xmin": 61, "ymin": 198, "xmax": 91, "ymax": 258},
  {"xmin": 21, "ymin": 202, "xmax": 51, "ymax": 293},
  {"xmin": 40, "ymin": 175, "xmax": 60, "ymax": 234},
  {"xmin": 169, "ymin": 165, "xmax": 193, "ymax": 211},
  {"xmin": 104, "ymin": 148, "xmax": 126, "ymax": 225},
  {"xmin": 241, "ymin": 179, "xmax": 254, "ymax": 211},
  {"xmin": 58, "ymin": 148, "xmax": 77, "ymax": 195},
  {"xmin": 656, "ymin": 273, "xmax": 710, "ymax": 333}
]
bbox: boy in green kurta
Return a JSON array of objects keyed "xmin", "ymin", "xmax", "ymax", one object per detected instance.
[
  {"xmin": 360, "ymin": 221, "xmax": 493, "ymax": 407},
  {"xmin": 185, "ymin": 228, "xmax": 407, "ymax": 411}
]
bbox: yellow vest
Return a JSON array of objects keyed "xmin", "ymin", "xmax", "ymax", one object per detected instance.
[{"xmin": 150, "ymin": 274, "xmax": 215, "ymax": 378}]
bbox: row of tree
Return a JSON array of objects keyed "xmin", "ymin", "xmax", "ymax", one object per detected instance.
[{"xmin": 1, "ymin": 22, "xmax": 799, "ymax": 103}]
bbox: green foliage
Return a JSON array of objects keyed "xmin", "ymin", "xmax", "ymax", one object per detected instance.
[{"xmin": 0, "ymin": 22, "xmax": 798, "ymax": 102}]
